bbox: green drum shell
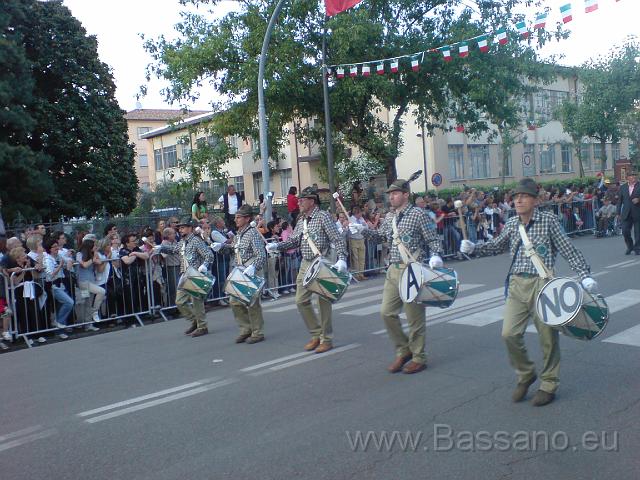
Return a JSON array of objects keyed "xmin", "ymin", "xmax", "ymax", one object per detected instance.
[
  {"xmin": 224, "ymin": 267, "xmax": 265, "ymax": 306},
  {"xmin": 302, "ymin": 258, "xmax": 352, "ymax": 303},
  {"xmin": 557, "ymin": 292, "xmax": 609, "ymax": 341}
]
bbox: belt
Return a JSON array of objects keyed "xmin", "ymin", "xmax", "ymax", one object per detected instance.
[
  {"xmin": 513, "ymin": 272, "xmax": 539, "ymax": 278},
  {"xmin": 52, "ymin": 279, "xmax": 64, "ymax": 287}
]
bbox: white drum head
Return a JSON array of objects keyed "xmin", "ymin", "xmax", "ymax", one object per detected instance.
[
  {"xmin": 399, "ymin": 262, "xmax": 425, "ymax": 303},
  {"xmin": 535, "ymin": 277, "xmax": 584, "ymax": 327},
  {"xmin": 302, "ymin": 257, "xmax": 322, "ymax": 287}
]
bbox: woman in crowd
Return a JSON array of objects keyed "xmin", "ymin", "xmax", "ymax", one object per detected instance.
[
  {"xmin": 351, "ymin": 180, "xmax": 363, "ymax": 207},
  {"xmin": 287, "ymin": 186, "xmax": 299, "ymax": 227},
  {"xmin": 153, "ymin": 219, "xmax": 166, "ymax": 245},
  {"xmin": 43, "ymin": 237, "xmax": 74, "ymax": 339},
  {"xmin": 76, "ymin": 239, "xmax": 105, "ymax": 327},
  {"xmin": 279, "ymin": 221, "xmax": 298, "ymax": 294},
  {"xmin": 191, "ymin": 192, "xmax": 208, "ymax": 221},
  {"xmin": 160, "ymin": 227, "xmax": 180, "ymax": 313}
]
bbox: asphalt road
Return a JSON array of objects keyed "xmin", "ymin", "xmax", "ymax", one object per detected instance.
[{"xmin": 2, "ymin": 234, "xmax": 639, "ymax": 480}]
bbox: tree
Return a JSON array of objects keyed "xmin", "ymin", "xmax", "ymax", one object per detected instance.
[
  {"xmin": 1, "ymin": 0, "xmax": 137, "ymax": 223},
  {"xmin": 556, "ymin": 100, "xmax": 588, "ymax": 178},
  {"xmin": 144, "ymin": 0, "xmax": 565, "ymax": 184},
  {"xmin": 557, "ymin": 41, "xmax": 640, "ymax": 173}
]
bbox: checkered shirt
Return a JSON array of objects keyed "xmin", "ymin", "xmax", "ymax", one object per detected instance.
[
  {"xmin": 474, "ymin": 209, "xmax": 591, "ymax": 279},
  {"xmin": 230, "ymin": 225, "xmax": 266, "ymax": 271},
  {"xmin": 160, "ymin": 233, "xmax": 215, "ymax": 274},
  {"xmin": 277, "ymin": 207, "xmax": 347, "ymax": 261},
  {"xmin": 363, "ymin": 204, "xmax": 442, "ymax": 263}
]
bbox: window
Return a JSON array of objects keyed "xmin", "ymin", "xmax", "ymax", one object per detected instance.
[
  {"xmin": 138, "ymin": 153, "xmax": 148, "ymax": 168},
  {"xmin": 468, "ymin": 145, "xmax": 490, "ymax": 179},
  {"xmin": 561, "ymin": 145, "xmax": 573, "ymax": 173},
  {"xmin": 181, "ymin": 143, "xmax": 191, "ymax": 160},
  {"xmin": 448, "ymin": 145, "xmax": 464, "ymax": 180},
  {"xmin": 154, "ymin": 149, "xmax": 163, "ymax": 171},
  {"xmin": 211, "ymin": 181, "xmax": 227, "ymax": 200},
  {"xmin": 279, "ymin": 169, "xmax": 292, "ymax": 196},
  {"xmin": 498, "ymin": 147, "xmax": 512, "ymax": 177},
  {"xmin": 207, "ymin": 135, "xmax": 219, "ymax": 147},
  {"xmin": 612, "ymin": 143, "xmax": 621, "ymax": 163},
  {"xmin": 229, "ymin": 135, "xmax": 239, "ymax": 151},
  {"xmin": 233, "ymin": 176, "xmax": 245, "ymax": 196},
  {"xmin": 137, "ymin": 126, "xmax": 151, "ymax": 139},
  {"xmin": 163, "ymin": 145, "xmax": 177, "ymax": 169},
  {"xmin": 253, "ymin": 172, "xmax": 263, "ymax": 199},
  {"xmin": 539, "ymin": 144, "xmax": 556, "ymax": 174},
  {"xmin": 580, "ymin": 143, "xmax": 592, "ymax": 171}
]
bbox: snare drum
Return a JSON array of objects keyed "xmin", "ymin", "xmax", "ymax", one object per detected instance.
[
  {"xmin": 399, "ymin": 262, "xmax": 459, "ymax": 308},
  {"xmin": 535, "ymin": 277, "xmax": 609, "ymax": 341},
  {"xmin": 224, "ymin": 266, "xmax": 265, "ymax": 306},
  {"xmin": 177, "ymin": 266, "xmax": 216, "ymax": 300},
  {"xmin": 302, "ymin": 257, "xmax": 352, "ymax": 303}
]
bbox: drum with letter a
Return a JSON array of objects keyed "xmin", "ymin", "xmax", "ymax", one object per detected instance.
[
  {"xmin": 302, "ymin": 257, "xmax": 352, "ymax": 303},
  {"xmin": 399, "ymin": 262, "xmax": 459, "ymax": 308},
  {"xmin": 177, "ymin": 266, "xmax": 216, "ymax": 300},
  {"xmin": 535, "ymin": 277, "xmax": 609, "ymax": 341},
  {"xmin": 224, "ymin": 266, "xmax": 265, "ymax": 306}
]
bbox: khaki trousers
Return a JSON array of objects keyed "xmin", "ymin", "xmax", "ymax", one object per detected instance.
[
  {"xmin": 295, "ymin": 259, "xmax": 333, "ymax": 344},
  {"xmin": 175, "ymin": 288, "xmax": 206, "ymax": 329},
  {"xmin": 503, "ymin": 275, "xmax": 560, "ymax": 394},
  {"xmin": 230, "ymin": 297, "xmax": 264, "ymax": 338},
  {"xmin": 349, "ymin": 238, "xmax": 366, "ymax": 274},
  {"xmin": 380, "ymin": 264, "xmax": 427, "ymax": 364}
]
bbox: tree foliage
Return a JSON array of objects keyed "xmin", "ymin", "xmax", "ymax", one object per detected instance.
[
  {"xmin": 144, "ymin": 0, "xmax": 565, "ymax": 184},
  {"xmin": 0, "ymin": 0, "xmax": 137, "ymax": 223}
]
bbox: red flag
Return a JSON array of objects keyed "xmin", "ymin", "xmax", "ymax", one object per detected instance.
[{"xmin": 325, "ymin": 0, "xmax": 363, "ymax": 16}]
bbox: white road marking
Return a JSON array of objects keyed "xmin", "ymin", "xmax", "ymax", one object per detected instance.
[
  {"xmin": 449, "ymin": 305, "xmax": 505, "ymax": 326},
  {"xmin": 605, "ymin": 260, "xmax": 637, "ymax": 269},
  {"xmin": 240, "ymin": 351, "xmax": 313, "ymax": 372},
  {"xmin": 0, "ymin": 429, "xmax": 56, "ymax": 453},
  {"xmin": 77, "ymin": 380, "xmax": 212, "ymax": 417},
  {"xmin": 620, "ymin": 261, "xmax": 640, "ymax": 269},
  {"xmin": 269, "ymin": 344, "xmax": 360, "ymax": 371},
  {"xmin": 0, "ymin": 425, "xmax": 44, "ymax": 443},
  {"xmin": 263, "ymin": 285, "xmax": 384, "ymax": 313},
  {"xmin": 591, "ymin": 271, "xmax": 609, "ymax": 278},
  {"xmin": 84, "ymin": 379, "xmax": 237, "ymax": 424}
]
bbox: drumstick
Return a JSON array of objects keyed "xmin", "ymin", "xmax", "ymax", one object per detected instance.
[
  {"xmin": 453, "ymin": 200, "xmax": 468, "ymax": 241},
  {"xmin": 332, "ymin": 192, "xmax": 351, "ymax": 219}
]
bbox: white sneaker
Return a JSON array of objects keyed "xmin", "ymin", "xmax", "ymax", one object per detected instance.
[
  {"xmin": 2, "ymin": 331, "xmax": 11, "ymax": 342},
  {"xmin": 85, "ymin": 324, "xmax": 100, "ymax": 332},
  {"xmin": 92, "ymin": 312, "xmax": 101, "ymax": 323},
  {"xmin": 37, "ymin": 337, "xmax": 47, "ymax": 343},
  {"xmin": 26, "ymin": 339, "xmax": 34, "ymax": 347},
  {"xmin": 55, "ymin": 322, "xmax": 67, "ymax": 329},
  {"xmin": 57, "ymin": 333, "xmax": 69, "ymax": 340},
  {"xmin": 0, "ymin": 341, "xmax": 8, "ymax": 350}
]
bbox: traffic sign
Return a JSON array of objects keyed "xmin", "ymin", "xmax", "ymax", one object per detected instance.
[{"xmin": 431, "ymin": 173, "xmax": 443, "ymax": 187}]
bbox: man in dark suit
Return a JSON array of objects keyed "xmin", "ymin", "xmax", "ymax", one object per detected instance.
[
  {"xmin": 218, "ymin": 185, "xmax": 243, "ymax": 232},
  {"xmin": 617, "ymin": 170, "xmax": 640, "ymax": 255}
]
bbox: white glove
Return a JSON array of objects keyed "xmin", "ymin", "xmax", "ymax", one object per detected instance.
[
  {"xmin": 198, "ymin": 264, "xmax": 208, "ymax": 274},
  {"xmin": 428, "ymin": 255, "xmax": 443, "ymax": 269},
  {"xmin": 195, "ymin": 227, "xmax": 203, "ymax": 235},
  {"xmin": 581, "ymin": 277, "xmax": 598, "ymax": 293},
  {"xmin": 243, "ymin": 265, "xmax": 256, "ymax": 277},
  {"xmin": 266, "ymin": 243, "xmax": 279, "ymax": 253},
  {"xmin": 152, "ymin": 245, "xmax": 162, "ymax": 254},
  {"xmin": 211, "ymin": 242, "xmax": 224, "ymax": 252},
  {"xmin": 348, "ymin": 223, "xmax": 366, "ymax": 235},
  {"xmin": 333, "ymin": 259, "xmax": 348, "ymax": 274},
  {"xmin": 460, "ymin": 239, "xmax": 475, "ymax": 254}
]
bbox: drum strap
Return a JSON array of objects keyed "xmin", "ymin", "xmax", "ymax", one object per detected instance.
[
  {"xmin": 303, "ymin": 219, "xmax": 322, "ymax": 257},
  {"xmin": 518, "ymin": 224, "xmax": 552, "ymax": 279},
  {"xmin": 392, "ymin": 216, "xmax": 417, "ymax": 264}
]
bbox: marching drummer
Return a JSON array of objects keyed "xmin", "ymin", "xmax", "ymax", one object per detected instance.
[
  {"xmin": 266, "ymin": 186, "xmax": 348, "ymax": 353},
  {"xmin": 460, "ymin": 178, "xmax": 598, "ymax": 406},
  {"xmin": 155, "ymin": 217, "xmax": 215, "ymax": 338},
  {"xmin": 212, "ymin": 205, "xmax": 266, "ymax": 344},
  {"xmin": 350, "ymin": 179, "xmax": 443, "ymax": 374}
]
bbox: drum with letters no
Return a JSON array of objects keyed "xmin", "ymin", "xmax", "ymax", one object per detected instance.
[
  {"xmin": 535, "ymin": 277, "xmax": 609, "ymax": 341},
  {"xmin": 177, "ymin": 266, "xmax": 216, "ymax": 300},
  {"xmin": 224, "ymin": 266, "xmax": 265, "ymax": 306},
  {"xmin": 399, "ymin": 263, "xmax": 459, "ymax": 308},
  {"xmin": 302, "ymin": 257, "xmax": 352, "ymax": 303}
]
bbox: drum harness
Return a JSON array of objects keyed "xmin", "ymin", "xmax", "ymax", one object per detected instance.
[
  {"xmin": 234, "ymin": 226, "xmax": 256, "ymax": 268},
  {"xmin": 303, "ymin": 218, "xmax": 323, "ymax": 258},
  {"xmin": 391, "ymin": 209, "xmax": 418, "ymax": 265},
  {"xmin": 504, "ymin": 220, "xmax": 552, "ymax": 298}
]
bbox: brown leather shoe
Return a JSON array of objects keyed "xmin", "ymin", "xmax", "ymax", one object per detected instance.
[
  {"xmin": 402, "ymin": 361, "xmax": 427, "ymax": 374},
  {"xmin": 531, "ymin": 389, "xmax": 555, "ymax": 407},
  {"xmin": 235, "ymin": 333, "xmax": 251, "ymax": 343},
  {"xmin": 304, "ymin": 338, "xmax": 320, "ymax": 351},
  {"xmin": 245, "ymin": 336, "xmax": 265, "ymax": 344},
  {"xmin": 512, "ymin": 375, "xmax": 537, "ymax": 403},
  {"xmin": 190, "ymin": 327, "xmax": 209, "ymax": 338},
  {"xmin": 184, "ymin": 325, "xmax": 197, "ymax": 335},
  {"xmin": 387, "ymin": 354, "xmax": 412, "ymax": 373},
  {"xmin": 315, "ymin": 342, "xmax": 333, "ymax": 354}
]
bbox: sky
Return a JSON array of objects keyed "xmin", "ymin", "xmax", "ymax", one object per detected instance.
[{"xmin": 61, "ymin": 0, "xmax": 639, "ymax": 113}]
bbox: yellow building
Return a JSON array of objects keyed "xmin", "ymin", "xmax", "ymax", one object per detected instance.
[{"xmin": 124, "ymin": 108, "xmax": 208, "ymax": 191}]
